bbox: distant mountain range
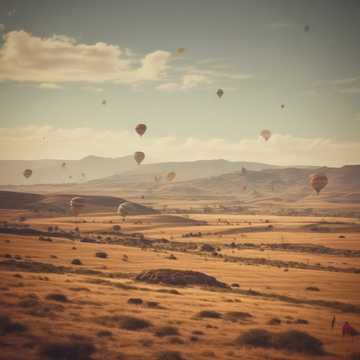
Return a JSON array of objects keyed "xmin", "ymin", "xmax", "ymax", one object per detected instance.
[{"xmin": 0, "ymin": 155, "xmax": 286, "ymax": 185}]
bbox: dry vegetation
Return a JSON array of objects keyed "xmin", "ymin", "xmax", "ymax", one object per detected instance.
[{"xmin": 0, "ymin": 205, "xmax": 359, "ymax": 359}]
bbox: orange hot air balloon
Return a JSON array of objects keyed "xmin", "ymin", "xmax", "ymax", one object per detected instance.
[
  {"xmin": 70, "ymin": 197, "xmax": 85, "ymax": 216},
  {"xmin": 134, "ymin": 151, "xmax": 145, "ymax": 165},
  {"xmin": 135, "ymin": 124, "xmax": 147, "ymax": 137},
  {"xmin": 309, "ymin": 174, "xmax": 328, "ymax": 195},
  {"xmin": 23, "ymin": 169, "xmax": 32, "ymax": 179},
  {"xmin": 260, "ymin": 129, "xmax": 272, "ymax": 141},
  {"xmin": 167, "ymin": 171, "xmax": 176, "ymax": 182}
]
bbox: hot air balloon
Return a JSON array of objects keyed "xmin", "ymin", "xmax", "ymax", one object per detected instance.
[
  {"xmin": 304, "ymin": 25, "xmax": 310, "ymax": 32},
  {"xmin": 167, "ymin": 171, "xmax": 176, "ymax": 182},
  {"xmin": 281, "ymin": 104, "xmax": 285, "ymax": 109},
  {"xmin": 70, "ymin": 197, "xmax": 85, "ymax": 216},
  {"xmin": 134, "ymin": 151, "xmax": 145, "ymax": 165},
  {"xmin": 216, "ymin": 89, "xmax": 224, "ymax": 98},
  {"xmin": 61, "ymin": 162, "xmax": 66, "ymax": 168},
  {"xmin": 102, "ymin": 100, "xmax": 107, "ymax": 105},
  {"xmin": 23, "ymin": 169, "xmax": 32, "ymax": 179},
  {"xmin": 81, "ymin": 173, "xmax": 86, "ymax": 178},
  {"xmin": 309, "ymin": 174, "xmax": 328, "ymax": 195},
  {"xmin": 135, "ymin": 124, "xmax": 147, "ymax": 137},
  {"xmin": 117, "ymin": 202, "xmax": 130, "ymax": 218},
  {"xmin": 260, "ymin": 129, "xmax": 272, "ymax": 141},
  {"xmin": 176, "ymin": 48, "xmax": 186, "ymax": 55}
]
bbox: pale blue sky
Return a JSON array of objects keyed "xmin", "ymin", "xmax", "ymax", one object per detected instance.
[{"xmin": 0, "ymin": 0, "xmax": 359, "ymax": 164}]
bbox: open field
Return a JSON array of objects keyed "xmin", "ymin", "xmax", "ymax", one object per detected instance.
[{"xmin": 0, "ymin": 205, "xmax": 360, "ymax": 360}]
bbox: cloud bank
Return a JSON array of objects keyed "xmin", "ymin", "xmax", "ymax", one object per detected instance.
[
  {"xmin": 0, "ymin": 126, "xmax": 358, "ymax": 167},
  {"xmin": 0, "ymin": 31, "xmax": 172, "ymax": 84}
]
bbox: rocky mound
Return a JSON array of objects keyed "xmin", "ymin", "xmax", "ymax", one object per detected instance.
[{"xmin": 135, "ymin": 269, "xmax": 227, "ymax": 288}]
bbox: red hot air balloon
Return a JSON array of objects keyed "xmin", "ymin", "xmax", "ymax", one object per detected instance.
[
  {"xmin": 134, "ymin": 151, "xmax": 145, "ymax": 165},
  {"xmin": 309, "ymin": 174, "xmax": 328, "ymax": 195},
  {"xmin": 260, "ymin": 129, "xmax": 272, "ymax": 141},
  {"xmin": 135, "ymin": 124, "xmax": 147, "ymax": 137}
]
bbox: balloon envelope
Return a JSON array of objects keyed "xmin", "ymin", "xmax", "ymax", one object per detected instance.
[
  {"xmin": 23, "ymin": 169, "xmax": 32, "ymax": 179},
  {"xmin": 260, "ymin": 129, "xmax": 272, "ymax": 141},
  {"xmin": 117, "ymin": 202, "xmax": 130, "ymax": 217},
  {"xmin": 167, "ymin": 171, "xmax": 176, "ymax": 182},
  {"xmin": 135, "ymin": 124, "xmax": 147, "ymax": 137},
  {"xmin": 176, "ymin": 48, "xmax": 186, "ymax": 55},
  {"xmin": 309, "ymin": 174, "xmax": 328, "ymax": 194},
  {"xmin": 70, "ymin": 197, "xmax": 85, "ymax": 216},
  {"xmin": 134, "ymin": 151, "xmax": 145, "ymax": 165},
  {"xmin": 216, "ymin": 89, "xmax": 224, "ymax": 98}
]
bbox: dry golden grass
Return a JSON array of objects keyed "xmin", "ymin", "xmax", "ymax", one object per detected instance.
[{"xmin": 0, "ymin": 209, "xmax": 359, "ymax": 359}]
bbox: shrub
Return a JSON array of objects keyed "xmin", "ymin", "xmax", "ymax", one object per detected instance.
[
  {"xmin": 112, "ymin": 225, "xmax": 121, "ymax": 232},
  {"xmin": 235, "ymin": 329, "xmax": 272, "ymax": 348},
  {"xmin": 39, "ymin": 341, "xmax": 96, "ymax": 360},
  {"xmin": 98, "ymin": 315, "xmax": 152, "ymax": 331},
  {"xmin": 96, "ymin": 330, "xmax": 112, "ymax": 338},
  {"xmin": 157, "ymin": 351, "xmax": 184, "ymax": 360},
  {"xmin": 71, "ymin": 259, "xmax": 82, "ymax": 265},
  {"xmin": 0, "ymin": 314, "xmax": 27, "ymax": 335},
  {"xmin": 196, "ymin": 310, "xmax": 222, "ymax": 319},
  {"xmin": 225, "ymin": 311, "xmax": 252, "ymax": 322},
  {"xmin": 46, "ymin": 293, "xmax": 69, "ymax": 303},
  {"xmin": 347, "ymin": 353, "xmax": 360, "ymax": 360},
  {"xmin": 155, "ymin": 326, "xmax": 179, "ymax": 337},
  {"xmin": 306, "ymin": 286, "xmax": 320, "ymax": 292},
  {"xmin": 272, "ymin": 330, "xmax": 324, "ymax": 355},
  {"xmin": 268, "ymin": 318, "xmax": 282, "ymax": 325},
  {"xmin": 95, "ymin": 252, "xmax": 108, "ymax": 259},
  {"xmin": 127, "ymin": 298, "xmax": 143, "ymax": 305},
  {"xmin": 235, "ymin": 329, "xmax": 324, "ymax": 356}
]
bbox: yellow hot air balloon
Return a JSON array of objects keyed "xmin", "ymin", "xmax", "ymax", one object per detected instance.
[
  {"xmin": 260, "ymin": 129, "xmax": 272, "ymax": 141},
  {"xmin": 135, "ymin": 124, "xmax": 147, "ymax": 137},
  {"xmin": 70, "ymin": 197, "xmax": 85, "ymax": 216},
  {"xmin": 176, "ymin": 48, "xmax": 186, "ymax": 55},
  {"xmin": 23, "ymin": 169, "xmax": 32, "ymax": 179},
  {"xmin": 134, "ymin": 151, "xmax": 145, "ymax": 165},
  {"xmin": 167, "ymin": 171, "xmax": 176, "ymax": 182},
  {"xmin": 309, "ymin": 174, "xmax": 328, "ymax": 195}
]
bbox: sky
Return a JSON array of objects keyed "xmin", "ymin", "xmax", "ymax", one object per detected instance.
[{"xmin": 0, "ymin": 0, "xmax": 359, "ymax": 166}]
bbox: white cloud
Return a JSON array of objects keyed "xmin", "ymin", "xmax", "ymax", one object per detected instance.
[
  {"xmin": 38, "ymin": 82, "xmax": 62, "ymax": 89},
  {"xmin": 156, "ymin": 82, "xmax": 180, "ymax": 91},
  {"xmin": 0, "ymin": 126, "xmax": 359, "ymax": 166},
  {"xmin": 0, "ymin": 30, "xmax": 172, "ymax": 84},
  {"xmin": 157, "ymin": 73, "xmax": 210, "ymax": 91}
]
